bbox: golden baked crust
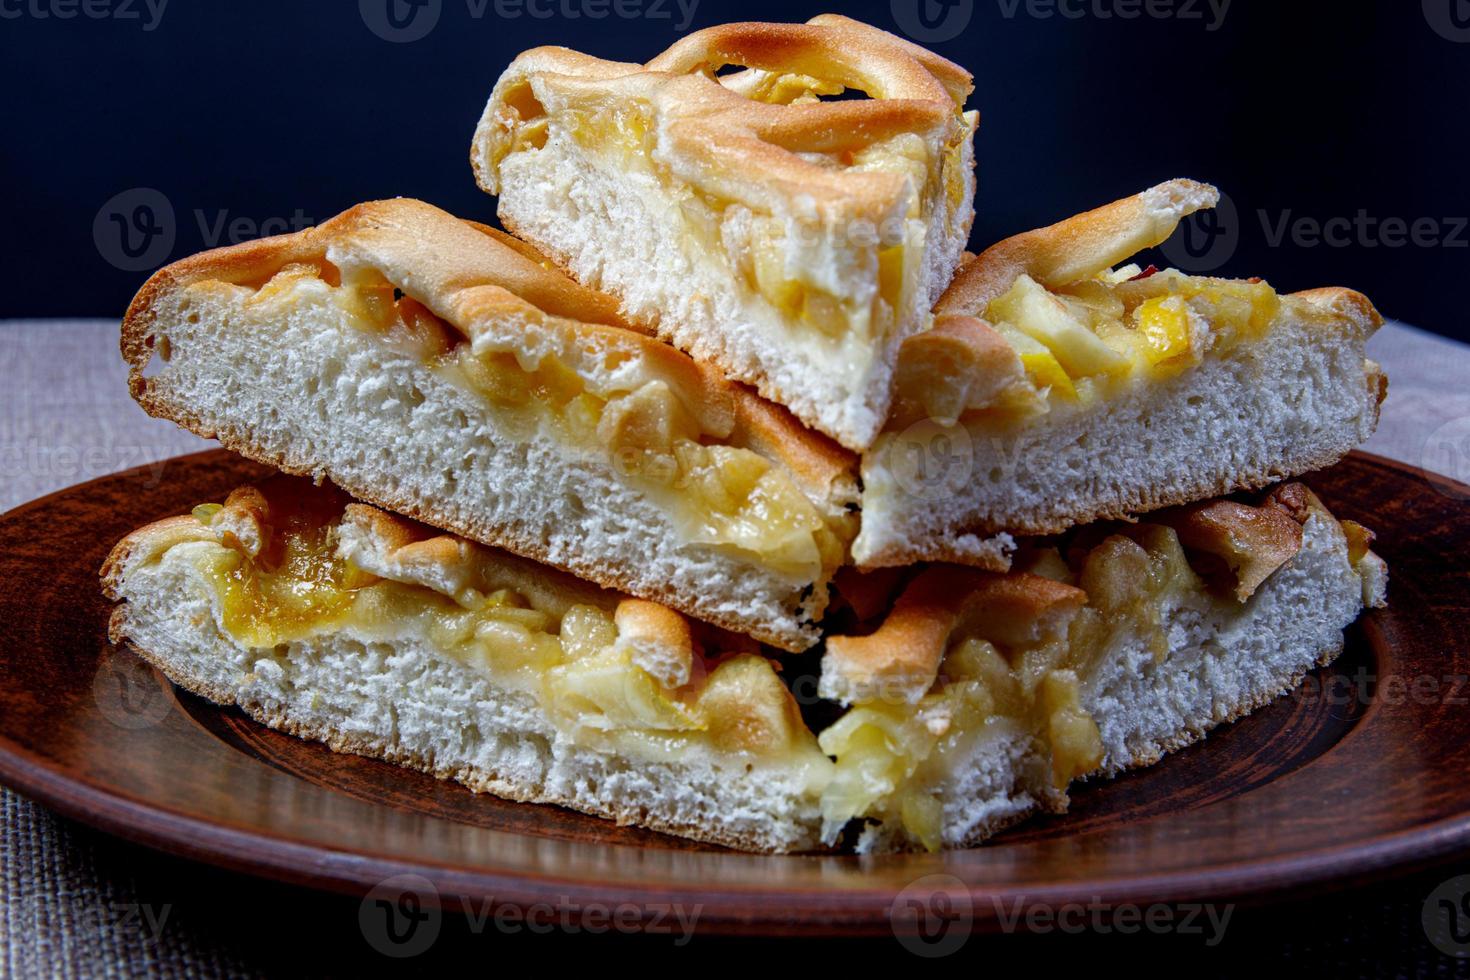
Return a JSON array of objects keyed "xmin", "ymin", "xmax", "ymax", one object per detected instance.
[
  {"xmin": 101, "ymin": 476, "xmax": 770, "ymax": 679},
  {"xmin": 1155, "ymin": 494, "xmax": 1305, "ymax": 601},
  {"xmin": 936, "ymin": 178, "xmax": 1220, "ymax": 317},
  {"xmin": 474, "ymin": 15, "xmax": 971, "ymax": 219},
  {"xmin": 102, "ymin": 476, "xmax": 795, "ymax": 676},
  {"xmin": 103, "ymin": 478, "xmax": 608, "ymax": 608},
  {"xmin": 729, "ymin": 390, "xmax": 856, "ymax": 509},
  {"xmin": 890, "ymin": 180, "xmax": 1386, "ymax": 428},
  {"xmin": 861, "ymin": 181, "xmax": 1390, "ymax": 562},
  {"xmin": 615, "ymin": 597, "xmax": 693, "ymax": 680},
  {"xmin": 934, "ymin": 177, "xmax": 1384, "ymax": 342},
  {"xmin": 888, "ymin": 316, "xmax": 1029, "ymax": 427}
]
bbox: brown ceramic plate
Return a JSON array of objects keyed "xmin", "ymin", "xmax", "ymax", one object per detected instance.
[{"xmin": 1, "ymin": 448, "xmax": 1468, "ymax": 937}]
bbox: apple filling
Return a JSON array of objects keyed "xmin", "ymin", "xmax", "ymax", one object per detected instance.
[
  {"xmin": 239, "ymin": 263, "xmax": 852, "ymax": 585},
  {"xmin": 817, "ymin": 605, "xmax": 1103, "ymax": 851},
  {"xmin": 189, "ymin": 494, "xmax": 371, "ymax": 646},
  {"xmin": 817, "ymin": 506, "xmax": 1286, "ymax": 850},
  {"xmin": 552, "ymin": 101, "xmax": 930, "ymax": 350},
  {"xmin": 184, "ymin": 497, "xmax": 828, "ymax": 769},
  {"xmin": 454, "ymin": 346, "xmax": 850, "ymax": 584},
  {"xmin": 985, "ymin": 267, "xmax": 1281, "ymax": 407}
]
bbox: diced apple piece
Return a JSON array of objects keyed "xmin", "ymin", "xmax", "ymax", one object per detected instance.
[
  {"xmin": 545, "ymin": 646, "xmax": 703, "ymax": 733},
  {"xmin": 1055, "ymin": 278, "xmax": 1126, "ymax": 322},
  {"xmin": 751, "ymin": 237, "xmax": 803, "ymax": 316},
  {"xmin": 993, "ymin": 322, "xmax": 1077, "ymax": 400},
  {"xmin": 878, "ymin": 245, "xmax": 906, "ymax": 305},
  {"xmin": 1133, "ymin": 295, "xmax": 1196, "ymax": 374},
  {"xmin": 988, "ymin": 275, "xmax": 1129, "ymax": 379},
  {"xmin": 696, "ymin": 654, "xmax": 807, "ymax": 755},
  {"xmin": 1092, "ymin": 263, "xmax": 1144, "ymax": 285},
  {"xmin": 557, "ymin": 604, "xmax": 618, "ymax": 661},
  {"xmin": 1040, "ymin": 670, "xmax": 1103, "ymax": 787},
  {"xmin": 1092, "ymin": 318, "xmax": 1148, "ymax": 369}
]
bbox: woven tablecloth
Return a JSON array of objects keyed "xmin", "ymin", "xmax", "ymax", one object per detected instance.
[{"xmin": 3, "ymin": 318, "xmax": 1470, "ymax": 974}]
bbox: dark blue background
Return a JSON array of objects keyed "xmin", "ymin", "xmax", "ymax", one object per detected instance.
[{"xmin": 3, "ymin": 0, "xmax": 1466, "ymax": 338}]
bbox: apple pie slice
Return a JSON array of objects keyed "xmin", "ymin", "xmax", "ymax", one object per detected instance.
[
  {"xmin": 104, "ymin": 479, "xmax": 1385, "ymax": 853},
  {"xmin": 819, "ymin": 483, "xmax": 1388, "ymax": 851},
  {"xmin": 122, "ymin": 198, "xmax": 858, "ymax": 651},
  {"xmin": 471, "ymin": 13, "xmax": 979, "ymax": 451},
  {"xmin": 103, "ymin": 478, "xmax": 833, "ymax": 852},
  {"xmin": 853, "ymin": 179, "xmax": 1387, "ymax": 567}
]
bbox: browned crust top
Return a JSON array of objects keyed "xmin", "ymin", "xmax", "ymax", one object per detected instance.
[{"xmin": 474, "ymin": 14, "xmax": 974, "ymax": 216}]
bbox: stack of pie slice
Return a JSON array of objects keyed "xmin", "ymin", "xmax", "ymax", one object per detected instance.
[{"xmin": 103, "ymin": 14, "xmax": 1388, "ymax": 853}]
